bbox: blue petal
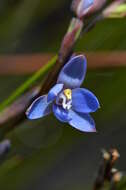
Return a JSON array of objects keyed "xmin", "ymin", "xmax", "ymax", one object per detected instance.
[
  {"xmin": 53, "ymin": 104, "xmax": 71, "ymax": 123},
  {"xmin": 47, "ymin": 83, "xmax": 64, "ymax": 103},
  {"xmin": 26, "ymin": 95, "xmax": 52, "ymax": 120},
  {"xmin": 72, "ymin": 88, "xmax": 100, "ymax": 113},
  {"xmin": 57, "ymin": 55, "xmax": 87, "ymax": 89},
  {"xmin": 68, "ymin": 110, "xmax": 96, "ymax": 132}
]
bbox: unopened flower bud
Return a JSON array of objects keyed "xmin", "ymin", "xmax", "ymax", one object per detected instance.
[
  {"xmin": 72, "ymin": 0, "xmax": 94, "ymax": 18},
  {"xmin": 59, "ymin": 18, "xmax": 83, "ymax": 62},
  {"xmin": 84, "ymin": 0, "xmax": 107, "ymax": 17}
]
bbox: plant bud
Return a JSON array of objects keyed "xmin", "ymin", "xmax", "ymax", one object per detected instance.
[{"xmin": 72, "ymin": 0, "xmax": 94, "ymax": 18}]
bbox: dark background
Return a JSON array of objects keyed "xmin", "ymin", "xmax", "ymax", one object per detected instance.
[{"xmin": 0, "ymin": 0, "xmax": 126, "ymax": 53}]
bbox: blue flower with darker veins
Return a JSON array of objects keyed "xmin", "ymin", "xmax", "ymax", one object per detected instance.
[{"xmin": 26, "ymin": 55, "xmax": 100, "ymax": 132}]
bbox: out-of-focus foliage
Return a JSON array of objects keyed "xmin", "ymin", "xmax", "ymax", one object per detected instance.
[
  {"xmin": 0, "ymin": 0, "xmax": 126, "ymax": 53},
  {"xmin": 0, "ymin": 0, "xmax": 71, "ymax": 53},
  {"xmin": 117, "ymin": 177, "xmax": 126, "ymax": 190},
  {"xmin": 0, "ymin": 55, "xmax": 57, "ymax": 111}
]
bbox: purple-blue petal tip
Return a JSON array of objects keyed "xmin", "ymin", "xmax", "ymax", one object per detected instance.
[
  {"xmin": 57, "ymin": 55, "xmax": 87, "ymax": 89},
  {"xmin": 68, "ymin": 110, "xmax": 96, "ymax": 133}
]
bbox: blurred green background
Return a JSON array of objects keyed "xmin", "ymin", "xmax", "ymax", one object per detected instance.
[
  {"xmin": 0, "ymin": 0, "xmax": 126, "ymax": 190},
  {"xmin": 0, "ymin": 0, "xmax": 126, "ymax": 53}
]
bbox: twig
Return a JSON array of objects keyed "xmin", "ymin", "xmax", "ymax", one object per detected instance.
[
  {"xmin": 0, "ymin": 86, "xmax": 41, "ymax": 138},
  {"xmin": 93, "ymin": 149, "xmax": 120, "ymax": 190}
]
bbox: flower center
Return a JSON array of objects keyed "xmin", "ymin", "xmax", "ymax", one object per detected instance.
[
  {"xmin": 56, "ymin": 89, "xmax": 72, "ymax": 110},
  {"xmin": 63, "ymin": 89, "xmax": 72, "ymax": 100}
]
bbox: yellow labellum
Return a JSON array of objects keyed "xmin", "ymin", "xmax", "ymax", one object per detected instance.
[{"xmin": 63, "ymin": 89, "xmax": 72, "ymax": 100}]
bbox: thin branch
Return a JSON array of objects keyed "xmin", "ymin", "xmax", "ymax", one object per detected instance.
[
  {"xmin": 93, "ymin": 149, "xmax": 120, "ymax": 190},
  {"xmin": 0, "ymin": 86, "xmax": 41, "ymax": 138}
]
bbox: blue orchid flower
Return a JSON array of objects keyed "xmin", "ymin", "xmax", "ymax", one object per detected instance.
[{"xmin": 26, "ymin": 55, "xmax": 100, "ymax": 132}]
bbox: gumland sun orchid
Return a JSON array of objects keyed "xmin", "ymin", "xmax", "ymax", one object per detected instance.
[{"xmin": 26, "ymin": 55, "xmax": 100, "ymax": 132}]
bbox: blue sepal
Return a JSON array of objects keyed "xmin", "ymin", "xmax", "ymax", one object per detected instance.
[
  {"xmin": 68, "ymin": 110, "xmax": 96, "ymax": 132},
  {"xmin": 57, "ymin": 55, "xmax": 87, "ymax": 89},
  {"xmin": 72, "ymin": 88, "xmax": 100, "ymax": 113},
  {"xmin": 26, "ymin": 95, "xmax": 52, "ymax": 120}
]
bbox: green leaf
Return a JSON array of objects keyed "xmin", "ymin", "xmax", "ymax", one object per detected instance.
[{"xmin": 0, "ymin": 55, "xmax": 57, "ymax": 112}]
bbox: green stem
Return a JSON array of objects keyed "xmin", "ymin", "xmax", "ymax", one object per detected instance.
[{"xmin": 0, "ymin": 55, "xmax": 57, "ymax": 112}]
